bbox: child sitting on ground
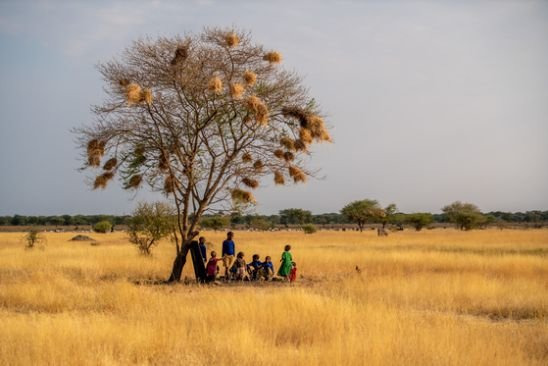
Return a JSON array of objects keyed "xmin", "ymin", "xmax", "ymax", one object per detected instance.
[
  {"xmin": 230, "ymin": 252, "xmax": 248, "ymax": 281},
  {"xmin": 247, "ymin": 254, "xmax": 262, "ymax": 281},
  {"xmin": 206, "ymin": 251, "xmax": 221, "ymax": 283},
  {"xmin": 260, "ymin": 256, "xmax": 274, "ymax": 281}
]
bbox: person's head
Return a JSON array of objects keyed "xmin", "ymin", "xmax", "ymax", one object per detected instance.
[
  {"xmin": 210, "ymin": 250, "xmax": 217, "ymax": 258},
  {"xmin": 227, "ymin": 231, "xmax": 234, "ymax": 239},
  {"xmin": 199, "ymin": 236, "xmax": 205, "ymax": 243},
  {"xmin": 252, "ymin": 254, "xmax": 260, "ymax": 261},
  {"xmin": 237, "ymin": 251, "xmax": 244, "ymax": 259},
  {"xmin": 284, "ymin": 244, "xmax": 291, "ymax": 252},
  {"xmin": 265, "ymin": 256, "xmax": 271, "ymax": 262}
]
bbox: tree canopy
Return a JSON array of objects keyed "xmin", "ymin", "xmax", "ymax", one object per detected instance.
[
  {"xmin": 442, "ymin": 201, "xmax": 486, "ymax": 230},
  {"xmin": 75, "ymin": 28, "xmax": 331, "ymax": 281},
  {"xmin": 340, "ymin": 199, "xmax": 384, "ymax": 231}
]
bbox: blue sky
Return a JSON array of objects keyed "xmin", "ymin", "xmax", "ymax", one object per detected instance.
[{"xmin": 0, "ymin": 0, "xmax": 547, "ymax": 215}]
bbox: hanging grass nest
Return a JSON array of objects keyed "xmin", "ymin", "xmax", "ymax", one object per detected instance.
[
  {"xmin": 273, "ymin": 149, "xmax": 284, "ymax": 159},
  {"xmin": 289, "ymin": 165, "xmax": 307, "ymax": 183},
  {"xmin": 141, "ymin": 88, "xmax": 153, "ymax": 106},
  {"xmin": 230, "ymin": 83, "xmax": 245, "ymax": 99},
  {"xmin": 243, "ymin": 70, "xmax": 257, "ymax": 86},
  {"xmin": 242, "ymin": 152, "xmax": 253, "ymax": 163},
  {"xmin": 245, "ymin": 96, "xmax": 269, "ymax": 125},
  {"xmin": 274, "ymin": 171, "xmax": 285, "ymax": 185},
  {"xmin": 307, "ymin": 115, "xmax": 331, "ymax": 142},
  {"xmin": 231, "ymin": 188, "xmax": 255, "ymax": 204},
  {"xmin": 225, "ymin": 32, "xmax": 240, "ymax": 47},
  {"xmin": 126, "ymin": 83, "xmax": 142, "ymax": 105},
  {"xmin": 263, "ymin": 51, "xmax": 282, "ymax": 64},
  {"xmin": 242, "ymin": 177, "xmax": 259, "ymax": 189},
  {"xmin": 164, "ymin": 175, "xmax": 179, "ymax": 193},
  {"xmin": 208, "ymin": 76, "xmax": 223, "ymax": 94},
  {"xmin": 87, "ymin": 139, "xmax": 105, "ymax": 167},
  {"xmin": 279, "ymin": 136, "xmax": 295, "ymax": 151},
  {"xmin": 171, "ymin": 45, "xmax": 188, "ymax": 66},
  {"xmin": 253, "ymin": 160, "xmax": 264, "ymax": 172},
  {"xmin": 299, "ymin": 128, "xmax": 313, "ymax": 144},
  {"xmin": 103, "ymin": 157, "xmax": 117, "ymax": 171},
  {"xmin": 93, "ymin": 172, "xmax": 114, "ymax": 190},
  {"xmin": 159, "ymin": 152, "xmax": 169, "ymax": 171},
  {"xmin": 256, "ymin": 104, "xmax": 269, "ymax": 125},
  {"xmin": 283, "ymin": 151, "xmax": 295, "ymax": 162},
  {"xmin": 125, "ymin": 175, "xmax": 142, "ymax": 189},
  {"xmin": 282, "ymin": 106, "xmax": 309, "ymax": 127},
  {"xmin": 294, "ymin": 139, "xmax": 307, "ymax": 151}
]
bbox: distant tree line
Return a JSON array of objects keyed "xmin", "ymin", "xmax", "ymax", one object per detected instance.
[
  {"xmin": 2, "ymin": 208, "xmax": 546, "ymax": 230},
  {"xmin": 0, "ymin": 214, "xmax": 130, "ymax": 226}
]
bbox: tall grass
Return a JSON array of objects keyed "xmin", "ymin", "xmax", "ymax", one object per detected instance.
[{"xmin": 0, "ymin": 229, "xmax": 546, "ymax": 365}]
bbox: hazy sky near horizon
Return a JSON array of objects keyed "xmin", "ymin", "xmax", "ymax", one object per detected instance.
[{"xmin": 0, "ymin": 0, "xmax": 547, "ymax": 215}]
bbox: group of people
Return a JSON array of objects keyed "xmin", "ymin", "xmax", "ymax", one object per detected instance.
[{"xmin": 198, "ymin": 232, "xmax": 297, "ymax": 283}]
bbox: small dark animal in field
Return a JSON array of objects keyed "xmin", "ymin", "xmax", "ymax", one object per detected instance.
[{"xmin": 355, "ymin": 265, "xmax": 361, "ymax": 274}]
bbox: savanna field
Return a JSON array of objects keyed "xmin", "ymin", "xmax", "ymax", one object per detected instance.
[{"xmin": 0, "ymin": 229, "xmax": 547, "ymax": 365}]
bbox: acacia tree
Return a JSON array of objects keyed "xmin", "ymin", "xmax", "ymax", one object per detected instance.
[
  {"xmin": 75, "ymin": 28, "xmax": 331, "ymax": 282},
  {"xmin": 442, "ymin": 201, "xmax": 486, "ymax": 230},
  {"xmin": 341, "ymin": 199, "xmax": 384, "ymax": 232}
]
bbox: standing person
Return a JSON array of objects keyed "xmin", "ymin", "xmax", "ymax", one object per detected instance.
[
  {"xmin": 289, "ymin": 262, "xmax": 298, "ymax": 283},
  {"xmin": 198, "ymin": 236, "xmax": 207, "ymax": 263},
  {"xmin": 278, "ymin": 244, "xmax": 293, "ymax": 281},
  {"xmin": 222, "ymin": 231, "xmax": 236, "ymax": 280}
]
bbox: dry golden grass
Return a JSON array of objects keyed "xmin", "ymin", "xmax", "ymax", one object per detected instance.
[{"xmin": 0, "ymin": 229, "xmax": 547, "ymax": 365}]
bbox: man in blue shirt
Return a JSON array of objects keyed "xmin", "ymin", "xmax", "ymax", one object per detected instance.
[{"xmin": 222, "ymin": 231, "xmax": 235, "ymax": 280}]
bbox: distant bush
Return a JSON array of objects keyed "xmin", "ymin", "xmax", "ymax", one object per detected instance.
[
  {"xmin": 200, "ymin": 215, "xmax": 230, "ymax": 230},
  {"xmin": 405, "ymin": 213, "xmax": 433, "ymax": 231},
  {"xmin": 302, "ymin": 224, "xmax": 317, "ymax": 234},
  {"xmin": 127, "ymin": 202, "xmax": 175, "ymax": 256},
  {"xmin": 24, "ymin": 228, "xmax": 46, "ymax": 249},
  {"xmin": 249, "ymin": 217, "xmax": 272, "ymax": 231},
  {"xmin": 93, "ymin": 220, "xmax": 112, "ymax": 233}
]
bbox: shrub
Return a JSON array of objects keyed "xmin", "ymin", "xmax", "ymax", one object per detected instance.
[
  {"xmin": 302, "ymin": 224, "xmax": 317, "ymax": 234},
  {"xmin": 93, "ymin": 220, "xmax": 112, "ymax": 233},
  {"xmin": 24, "ymin": 228, "xmax": 45, "ymax": 249},
  {"xmin": 405, "ymin": 213, "xmax": 433, "ymax": 231},
  {"xmin": 127, "ymin": 202, "xmax": 175, "ymax": 255}
]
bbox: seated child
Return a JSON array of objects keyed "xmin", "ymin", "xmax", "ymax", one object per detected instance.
[
  {"xmin": 260, "ymin": 256, "xmax": 274, "ymax": 281},
  {"xmin": 206, "ymin": 251, "xmax": 221, "ymax": 283},
  {"xmin": 230, "ymin": 252, "xmax": 248, "ymax": 281},
  {"xmin": 247, "ymin": 254, "xmax": 262, "ymax": 281},
  {"xmin": 289, "ymin": 262, "xmax": 297, "ymax": 283}
]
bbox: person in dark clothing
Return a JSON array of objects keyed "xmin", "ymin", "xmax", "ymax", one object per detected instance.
[
  {"xmin": 198, "ymin": 236, "xmax": 207, "ymax": 262},
  {"xmin": 260, "ymin": 256, "xmax": 275, "ymax": 281},
  {"xmin": 247, "ymin": 254, "xmax": 262, "ymax": 280},
  {"xmin": 222, "ymin": 231, "xmax": 236, "ymax": 280}
]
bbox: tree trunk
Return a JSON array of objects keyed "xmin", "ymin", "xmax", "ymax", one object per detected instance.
[
  {"xmin": 167, "ymin": 241, "xmax": 207, "ymax": 283},
  {"xmin": 167, "ymin": 244, "xmax": 190, "ymax": 282}
]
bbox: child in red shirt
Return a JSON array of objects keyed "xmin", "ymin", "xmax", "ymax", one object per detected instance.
[
  {"xmin": 206, "ymin": 251, "xmax": 221, "ymax": 283},
  {"xmin": 289, "ymin": 262, "xmax": 297, "ymax": 283}
]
